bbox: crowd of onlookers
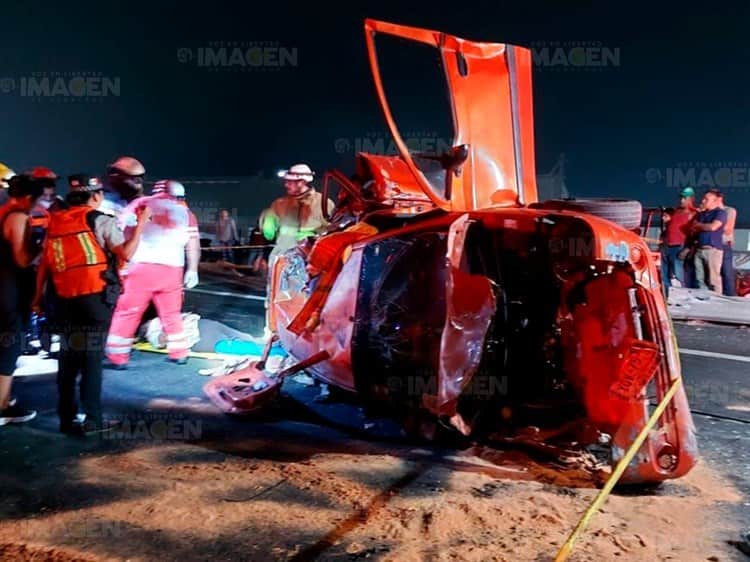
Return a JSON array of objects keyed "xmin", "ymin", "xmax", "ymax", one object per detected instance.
[{"xmin": 660, "ymin": 186, "xmax": 737, "ymax": 297}]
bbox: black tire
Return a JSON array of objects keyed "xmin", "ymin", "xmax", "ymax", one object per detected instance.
[{"xmin": 530, "ymin": 198, "xmax": 642, "ymax": 231}]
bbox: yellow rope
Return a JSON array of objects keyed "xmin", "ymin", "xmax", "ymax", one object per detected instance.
[
  {"xmin": 132, "ymin": 342, "xmax": 241, "ymax": 360},
  {"xmin": 554, "ymin": 376, "xmax": 683, "ymax": 561}
]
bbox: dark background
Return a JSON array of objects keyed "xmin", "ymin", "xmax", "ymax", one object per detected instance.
[{"xmin": 1, "ymin": 1, "xmax": 749, "ymax": 220}]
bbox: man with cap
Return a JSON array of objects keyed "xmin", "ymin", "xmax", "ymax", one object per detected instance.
[
  {"xmin": 105, "ymin": 180, "xmax": 200, "ymax": 368},
  {"xmin": 261, "ymin": 163, "xmax": 334, "ymax": 265},
  {"xmin": 33, "ymin": 176, "xmax": 90, "ymax": 358},
  {"xmin": 661, "ymin": 186, "xmax": 696, "ymax": 296},
  {"xmin": 33, "ymin": 176, "xmax": 149, "ymax": 435},
  {"xmin": 101, "ymin": 156, "xmax": 146, "ymax": 219},
  {"xmin": 68, "ymin": 174, "xmax": 94, "ymax": 191}
]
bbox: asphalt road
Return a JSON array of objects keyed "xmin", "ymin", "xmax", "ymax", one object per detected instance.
[
  {"xmin": 672, "ymin": 322, "xmax": 750, "ymax": 545},
  {"xmin": 190, "ymin": 284, "xmax": 750, "ymax": 501},
  {"xmin": 1, "ymin": 279, "xmax": 749, "ymax": 559},
  {"xmin": 191, "ymin": 285, "xmax": 750, "ymax": 522}
]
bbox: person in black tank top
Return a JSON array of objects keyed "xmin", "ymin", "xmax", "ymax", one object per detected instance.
[{"xmin": 0, "ymin": 174, "xmax": 43, "ymax": 426}]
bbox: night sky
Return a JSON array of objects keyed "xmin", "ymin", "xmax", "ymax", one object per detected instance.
[{"xmin": 2, "ymin": 1, "xmax": 750, "ymax": 218}]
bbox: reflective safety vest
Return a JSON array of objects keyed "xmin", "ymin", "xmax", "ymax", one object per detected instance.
[
  {"xmin": 29, "ymin": 208, "xmax": 50, "ymax": 230},
  {"xmin": 44, "ymin": 206, "xmax": 108, "ymax": 298}
]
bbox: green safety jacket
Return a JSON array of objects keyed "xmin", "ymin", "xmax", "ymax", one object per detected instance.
[{"xmin": 260, "ymin": 189, "xmax": 333, "ymax": 256}]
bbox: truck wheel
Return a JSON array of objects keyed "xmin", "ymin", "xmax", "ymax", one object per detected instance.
[{"xmin": 530, "ymin": 198, "xmax": 643, "ymax": 231}]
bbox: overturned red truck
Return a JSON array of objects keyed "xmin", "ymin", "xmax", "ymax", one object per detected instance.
[{"xmin": 206, "ymin": 19, "xmax": 697, "ymax": 484}]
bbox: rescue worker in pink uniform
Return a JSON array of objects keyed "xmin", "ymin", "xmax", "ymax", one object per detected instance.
[{"xmin": 105, "ymin": 180, "xmax": 200, "ymax": 367}]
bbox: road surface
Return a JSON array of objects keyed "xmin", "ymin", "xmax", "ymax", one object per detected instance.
[{"xmin": 0, "ymin": 279, "xmax": 748, "ymax": 561}]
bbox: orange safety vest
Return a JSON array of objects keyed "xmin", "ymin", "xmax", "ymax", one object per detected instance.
[
  {"xmin": 29, "ymin": 209, "xmax": 50, "ymax": 230},
  {"xmin": 44, "ymin": 206, "xmax": 108, "ymax": 298}
]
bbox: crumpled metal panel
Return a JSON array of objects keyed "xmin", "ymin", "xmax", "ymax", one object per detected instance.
[
  {"xmin": 364, "ymin": 19, "xmax": 538, "ymax": 210},
  {"xmin": 559, "ymin": 264, "xmax": 697, "ymax": 483},
  {"xmin": 203, "ymin": 362, "xmax": 281, "ymax": 414},
  {"xmin": 356, "ymin": 153, "xmax": 432, "ymax": 202},
  {"xmin": 268, "ymin": 248, "xmax": 309, "ymax": 334},
  {"xmin": 275, "ymin": 248, "xmax": 362, "ymax": 392},
  {"xmin": 614, "ymin": 285, "xmax": 698, "ymax": 483},
  {"xmin": 561, "ymin": 270, "xmax": 653, "ymax": 429},
  {"xmin": 431, "ymin": 214, "xmax": 496, "ymax": 419}
]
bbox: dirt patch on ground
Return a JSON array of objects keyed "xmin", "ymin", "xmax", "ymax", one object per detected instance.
[
  {"xmin": 0, "ymin": 441, "xmax": 742, "ymax": 561},
  {"xmin": 0, "ymin": 543, "xmax": 103, "ymax": 562}
]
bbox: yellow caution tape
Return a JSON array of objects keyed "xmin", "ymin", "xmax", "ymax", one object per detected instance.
[
  {"xmin": 132, "ymin": 342, "xmax": 232, "ymax": 361},
  {"xmin": 554, "ymin": 376, "xmax": 683, "ymax": 561}
]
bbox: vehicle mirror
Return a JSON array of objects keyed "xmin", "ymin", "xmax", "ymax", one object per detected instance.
[{"xmin": 442, "ymin": 144, "xmax": 469, "ymax": 172}]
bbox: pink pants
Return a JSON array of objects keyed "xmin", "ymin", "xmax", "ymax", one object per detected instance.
[{"xmin": 106, "ymin": 263, "xmax": 188, "ymax": 365}]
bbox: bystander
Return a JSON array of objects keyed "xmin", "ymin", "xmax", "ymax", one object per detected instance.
[
  {"xmin": 661, "ymin": 187, "xmax": 696, "ymax": 297},
  {"xmin": 718, "ymin": 192, "xmax": 737, "ymax": 296},
  {"xmin": 246, "ymin": 224, "xmax": 269, "ymax": 275},
  {"xmin": 215, "ymin": 209, "xmax": 238, "ymax": 263},
  {"xmin": 692, "ymin": 189, "xmax": 727, "ymax": 294}
]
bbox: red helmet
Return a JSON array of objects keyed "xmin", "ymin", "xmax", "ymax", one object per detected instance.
[
  {"xmin": 25, "ymin": 166, "xmax": 57, "ymax": 188},
  {"xmin": 27, "ymin": 166, "xmax": 57, "ymax": 180}
]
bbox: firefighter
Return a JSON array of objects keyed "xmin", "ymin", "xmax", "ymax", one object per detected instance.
[
  {"xmin": 26, "ymin": 167, "xmax": 64, "ymax": 257},
  {"xmin": 22, "ymin": 168, "xmax": 65, "ymax": 355},
  {"xmin": 33, "ymin": 176, "xmax": 149, "ymax": 435},
  {"xmin": 27, "ymin": 166, "xmax": 61, "ymax": 244},
  {"xmin": 105, "ymin": 180, "xmax": 200, "ymax": 368},
  {"xmin": 261, "ymin": 163, "xmax": 333, "ymax": 263},
  {"xmin": 0, "ymin": 174, "xmax": 43, "ymax": 426},
  {"xmin": 260, "ymin": 163, "xmax": 333, "ymax": 338},
  {"xmin": 30, "ymin": 167, "xmax": 65, "ymax": 213}
]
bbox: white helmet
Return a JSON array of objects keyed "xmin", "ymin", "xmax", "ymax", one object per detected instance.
[
  {"xmin": 278, "ymin": 163, "xmax": 314, "ymax": 183},
  {"xmin": 152, "ymin": 179, "xmax": 185, "ymax": 198}
]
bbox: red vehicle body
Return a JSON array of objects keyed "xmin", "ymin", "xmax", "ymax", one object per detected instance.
[{"xmin": 205, "ymin": 19, "xmax": 697, "ymax": 484}]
